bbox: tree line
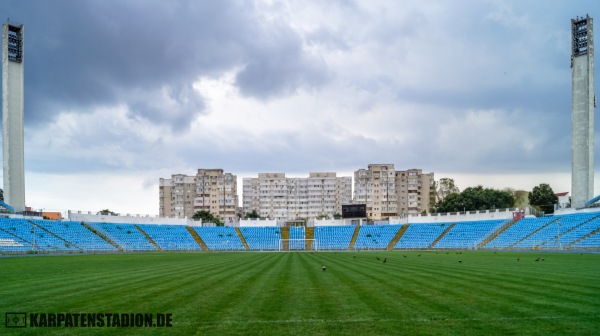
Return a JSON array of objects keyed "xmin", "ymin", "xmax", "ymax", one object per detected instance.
[{"xmin": 431, "ymin": 178, "xmax": 559, "ymax": 214}]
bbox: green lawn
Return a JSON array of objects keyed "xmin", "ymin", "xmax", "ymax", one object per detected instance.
[{"xmin": 1, "ymin": 251, "xmax": 599, "ymax": 335}]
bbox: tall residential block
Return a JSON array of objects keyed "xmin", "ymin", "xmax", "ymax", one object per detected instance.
[
  {"xmin": 243, "ymin": 172, "xmax": 352, "ymax": 221},
  {"xmin": 2, "ymin": 20, "xmax": 25, "ymax": 213},
  {"xmin": 571, "ymin": 15, "xmax": 595, "ymax": 208},
  {"xmin": 353, "ymin": 164, "xmax": 434, "ymax": 220},
  {"xmin": 354, "ymin": 164, "xmax": 398, "ymax": 220},
  {"xmin": 395, "ymin": 168, "xmax": 434, "ymax": 216},
  {"xmin": 159, "ymin": 169, "xmax": 238, "ymax": 224}
]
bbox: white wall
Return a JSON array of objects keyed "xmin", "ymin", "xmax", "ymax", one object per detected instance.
[
  {"xmin": 239, "ymin": 219, "xmax": 277, "ymax": 227},
  {"xmin": 313, "ymin": 219, "xmax": 358, "ymax": 226},
  {"xmin": 68, "ymin": 211, "xmax": 199, "ymax": 226},
  {"xmin": 390, "ymin": 208, "xmax": 518, "ymax": 224}
]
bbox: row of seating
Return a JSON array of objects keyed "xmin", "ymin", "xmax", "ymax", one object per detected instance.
[
  {"xmin": 87, "ymin": 222, "xmax": 157, "ymax": 251},
  {"xmin": 194, "ymin": 226, "xmax": 245, "ymax": 251},
  {"xmin": 485, "ymin": 212, "xmax": 600, "ymax": 249},
  {"xmin": 354, "ymin": 225, "xmax": 401, "ymax": 250},
  {"xmin": 32, "ymin": 220, "xmax": 117, "ymax": 251},
  {"xmin": 395, "ymin": 223, "xmax": 447, "ymax": 249},
  {"xmin": 138, "ymin": 224, "xmax": 201, "ymax": 251},
  {"xmin": 314, "ymin": 226, "xmax": 355, "ymax": 250},
  {"xmin": 239, "ymin": 227, "xmax": 280, "ymax": 250},
  {"xmin": 0, "ymin": 217, "xmax": 78, "ymax": 252},
  {"xmin": 2, "ymin": 214, "xmax": 600, "ymax": 253},
  {"xmin": 0, "ymin": 231, "xmax": 31, "ymax": 252},
  {"xmin": 289, "ymin": 226, "xmax": 306, "ymax": 250},
  {"xmin": 434, "ymin": 220, "xmax": 506, "ymax": 249}
]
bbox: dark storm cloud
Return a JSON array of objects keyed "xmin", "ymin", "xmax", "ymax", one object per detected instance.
[
  {"xmin": 1, "ymin": 0, "xmax": 328, "ymax": 130},
  {"xmin": 234, "ymin": 21, "xmax": 330, "ymax": 99}
]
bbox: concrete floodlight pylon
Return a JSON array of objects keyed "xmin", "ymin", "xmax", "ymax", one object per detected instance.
[
  {"xmin": 2, "ymin": 19, "xmax": 25, "ymax": 213},
  {"xmin": 571, "ymin": 15, "xmax": 595, "ymax": 209}
]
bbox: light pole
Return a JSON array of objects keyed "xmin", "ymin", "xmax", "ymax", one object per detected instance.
[
  {"xmin": 556, "ymin": 220, "xmax": 562, "ymax": 250},
  {"xmin": 32, "ymin": 222, "xmax": 37, "ymax": 252}
]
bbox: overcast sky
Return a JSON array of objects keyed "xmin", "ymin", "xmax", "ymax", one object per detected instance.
[{"xmin": 1, "ymin": 0, "xmax": 598, "ymax": 216}]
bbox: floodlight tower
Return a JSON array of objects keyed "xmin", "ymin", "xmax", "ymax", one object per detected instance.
[
  {"xmin": 571, "ymin": 15, "xmax": 595, "ymax": 209},
  {"xmin": 2, "ymin": 19, "xmax": 25, "ymax": 213}
]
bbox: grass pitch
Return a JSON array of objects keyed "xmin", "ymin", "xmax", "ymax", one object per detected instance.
[{"xmin": 1, "ymin": 251, "xmax": 599, "ymax": 335}]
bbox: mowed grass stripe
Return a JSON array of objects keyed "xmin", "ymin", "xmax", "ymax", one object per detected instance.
[
  {"xmin": 193, "ymin": 253, "xmax": 284, "ymax": 323},
  {"xmin": 314, "ymin": 252, "xmax": 436, "ymax": 318},
  {"xmin": 2, "ymin": 253, "xmax": 266, "ymax": 311},
  {"xmin": 1, "ymin": 251, "xmax": 599, "ymax": 336},
  {"xmin": 312, "ymin": 251, "xmax": 599, "ymax": 330},
  {"xmin": 337, "ymin": 254, "xmax": 491, "ymax": 322},
  {"xmin": 380, "ymin": 252, "xmax": 599, "ymax": 316},
  {"xmin": 394, "ymin": 252, "xmax": 600, "ymax": 316},
  {"xmin": 325, "ymin": 252, "xmax": 599, "ymax": 335}
]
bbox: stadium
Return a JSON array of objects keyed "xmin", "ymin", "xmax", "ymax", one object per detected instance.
[
  {"xmin": 1, "ymin": 211, "xmax": 600, "ymax": 253},
  {"xmin": 1, "ymin": 208, "xmax": 599, "ymax": 334},
  {"xmin": 1, "ymin": 10, "xmax": 600, "ymax": 336}
]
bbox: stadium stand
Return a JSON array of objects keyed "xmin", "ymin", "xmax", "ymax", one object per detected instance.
[
  {"xmin": 239, "ymin": 227, "xmax": 281, "ymax": 250},
  {"xmin": 0, "ymin": 217, "xmax": 79, "ymax": 252},
  {"xmin": 289, "ymin": 226, "xmax": 306, "ymax": 250},
  {"xmin": 542, "ymin": 213, "xmax": 600, "ymax": 248},
  {"xmin": 571, "ymin": 231, "xmax": 600, "ymax": 248},
  {"xmin": 87, "ymin": 222, "xmax": 157, "ymax": 251},
  {"xmin": 0, "ymin": 229, "xmax": 32, "ymax": 253},
  {"xmin": 394, "ymin": 223, "xmax": 448, "ymax": 249},
  {"xmin": 433, "ymin": 220, "xmax": 507, "ymax": 249},
  {"xmin": 314, "ymin": 225, "xmax": 355, "ymax": 250},
  {"xmin": 3, "ymin": 211, "xmax": 600, "ymax": 254},
  {"xmin": 484, "ymin": 217, "xmax": 558, "ymax": 249},
  {"xmin": 137, "ymin": 224, "xmax": 201, "ymax": 251},
  {"xmin": 354, "ymin": 225, "xmax": 402, "ymax": 250},
  {"xmin": 32, "ymin": 220, "xmax": 117, "ymax": 251},
  {"xmin": 193, "ymin": 226, "xmax": 245, "ymax": 251}
]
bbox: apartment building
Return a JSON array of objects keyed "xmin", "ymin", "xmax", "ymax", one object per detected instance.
[
  {"xmin": 396, "ymin": 168, "xmax": 434, "ymax": 217},
  {"xmin": 353, "ymin": 165, "xmax": 434, "ymax": 219},
  {"xmin": 159, "ymin": 169, "xmax": 239, "ymax": 223},
  {"xmin": 353, "ymin": 164, "xmax": 398, "ymax": 220},
  {"xmin": 243, "ymin": 172, "xmax": 352, "ymax": 221}
]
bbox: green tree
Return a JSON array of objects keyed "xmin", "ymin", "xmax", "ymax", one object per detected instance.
[
  {"xmin": 333, "ymin": 213, "xmax": 342, "ymax": 219},
  {"xmin": 97, "ymin": 209, "xmax": 117, "ymax": 216},
  {"xmin": 436, "ymin": 192, "xmax": 463, "ymax": 213},
  {"xmin": 436, "ymin": 186, "xmax": 514, "ymax": 212},
  {"xmin": 529, "ymin": 183, "xmax": 558, "ymax": 214},
  {"xmin": 437, "ymin": 178, "xmax": 460, "ymax": 202},
  {"xmin": 430, "ymin": 178, "xmax": 460, "ymax": 212},
  {"xmin": 504, "ymin": 188, "xmax": 529, "ymax": 209},
  {"xmin": 244, "ymin": 210, "xmax": 261, "ymax": 219},
  {"xmin": 192, "ymin": 210, "xmax": 223, "ymax": 226}
]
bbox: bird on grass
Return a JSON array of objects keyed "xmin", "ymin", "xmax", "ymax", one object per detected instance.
[
  {"xmin": 383, "ymin": 258, "xmax": 387, "ymax": 263},
  {"xmin": 517, "ymin": 257, "xmax": 520, "ymax": 261},
  {"xmin": 376, "ymin": 257, "xmax": 380, "ymax": 261},
  {"xmin": 417, "ymin": 254, "xmax": 421, "ymax": 257},
  {"xmin": 403, "ymin": 255, "xmax": 407, "ymax": 258},
  {"xmin": 458, "ymin": 260, "xmax": 462, "ymax": 263},
  {"xmin": 535, "ymin": 257, "xmax": 540, "ymax": 262}
]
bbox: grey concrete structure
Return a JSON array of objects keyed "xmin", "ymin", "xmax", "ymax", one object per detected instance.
[
  {"xmin": 2, "ymin": 20, "xmax": 25, "ymax": 213},
  {"xmin": 571, "ymin": 15, "xmax": 595, "ymax": 209}
]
